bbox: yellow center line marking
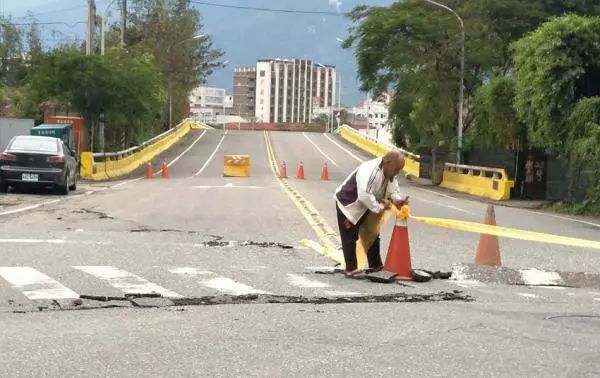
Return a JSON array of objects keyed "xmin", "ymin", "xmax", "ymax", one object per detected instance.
[{"xmin": 263, "ymin": 131, "xmax": 344, "ymax": 265}]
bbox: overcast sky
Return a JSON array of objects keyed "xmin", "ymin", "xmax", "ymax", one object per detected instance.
[{"xmin": 3, "ymin": 0, "xmax": 395, "ymax": 106}]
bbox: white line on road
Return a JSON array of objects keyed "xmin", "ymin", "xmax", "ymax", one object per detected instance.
[
  {"xmin": 200, "ymin": 277, "xmax": 269, "ymax": 295},
  {"xmin": 516, "ymin": 292, "xmax": 540, "ymax": 299},
  {"xmin": 193, "ymin": 130, "xmax": 228, "ymax": 177},
  {"xmin": 0, "ymin": 238, "xmax": 112, "ymax": 245},
  {"xmin": 0, "ymin": 267, "xmax": 79, "ymax": 300},
  {"xmin": 191, "ymin": 183, "xmax": 263, "ymax": 189},
  {"xmin": 323, "ymin": 133, "xmax": 364, "ymax": 163},
  {"xmin": 0, "ymin": 199, "xmax": 61, "ymax": 217},
  {"xmin": 166, "ymin": 130, "xmax": 207, "ymax": 168},
  {"xmin": 414, "ymin": 197, "xmax": 477, "ymax": 216},
  {"xmin": 325, "ymin": 291, "xmax": 362, "ymax": 296},
  {"xmin": 530, "ymin": 210, "xmax": 600, "ymax": 229},
  {"xmin": 303, "ymin": 133, "xmax": 339, "ymax": 167},
  {"xmin": 520, "ymin": 268, "xmax": 563, "ymax": 286},
  {"xmin": 73, "ymin": 266, "xmax": 183, "ymax": 298},
  {"xmin": 169, "ymin": 267, "xmax": 214, "ymax": 276},
  {"xmin": 413, "ymin": 187, "xmax": 458, "ymax": 200},
  {"xmin": 287, "ymin": 273, "xmax": 331, "ymax": 288}
]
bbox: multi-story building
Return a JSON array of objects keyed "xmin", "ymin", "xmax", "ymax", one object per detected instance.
[
  {"xmin": 351, "ymin": 92, "xmax": 392, "ymax": 129},
  {"xmin": 233, "ymin": 59, "xmax": 337, "ymax": 123},
  {"xmin": 188, "ymin": 86, "xmax": 232, "ymax": 122},
  {"xmin": 233, "ymin": 66, "xmax": 257, "ymax": 119}
]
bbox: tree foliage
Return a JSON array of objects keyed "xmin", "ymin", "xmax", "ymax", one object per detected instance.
[
  {"xmin": 512, "ymin": 14, "xmax": 600, "ymax": 154},
  {"xmin": 468, "ymin": 76, "xmax": 524, "ymax": 149},
  {"xmin": 344, "ymin": 0, "xmax": 600, "ymax": 151}
]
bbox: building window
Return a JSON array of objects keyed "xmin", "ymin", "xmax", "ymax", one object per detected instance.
[{"xmin": 260, "ymin": 70, "xmax": 265, "ymax": 77}]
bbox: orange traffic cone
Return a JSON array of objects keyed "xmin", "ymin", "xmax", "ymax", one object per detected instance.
[
  {"xmin": 296, "ymin": 162, "xmax": 305, "ymax": 180},
  {"xmin": 161, "ymin": 160, "xmax": 169, "ymax": 178},
  {"xmin": 384, "ymin": 211, "xmax": 413, "ymax": 280},
  {"xmin": 475, "ymin": 205, "xmax": 502, "ymax": 267},
  {"xmin": 280, "ymin": 161, "xmax": 287, "ymax": 178},
  {"xmin": 145, "ymin": 162, "xmax": 153, "ymax": 178},
  {"xmin": 321, "ymin": 162, "xmax": 329, "ymax": 180}
]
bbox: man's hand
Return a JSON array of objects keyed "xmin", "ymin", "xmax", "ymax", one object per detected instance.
[
  {"xmin": 381, "ymin": 200, "xmax": 392, "ymax": 210},
  {"xmin": 393, "ymin": 196, "xmax": 410, "ymax": 208}
]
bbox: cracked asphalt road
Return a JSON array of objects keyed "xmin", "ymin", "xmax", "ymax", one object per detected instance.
[{"xmin": 1, "ymin": 129, "xmax": 599, "ymax": 376}]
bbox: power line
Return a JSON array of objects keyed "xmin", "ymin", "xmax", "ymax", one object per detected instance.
[
  {"xmin": 1, "ymin": 21, "xmax": 86, "ymax": 28},
  {"xmin": 190, "ymin": 1, "xmax": 347, "ymax": 16}
]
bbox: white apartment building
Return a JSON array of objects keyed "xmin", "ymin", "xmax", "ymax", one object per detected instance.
[
  {"xmin": 351, "ymin": 92, "xmax": 392, "ymax": 129},
  {"xmin": 234, "ymin": 58, "xmax": 336, "ymax": 123},
  {"xmin": 189, "ymin": 86, "xmax": 233, "ymax": 122}
]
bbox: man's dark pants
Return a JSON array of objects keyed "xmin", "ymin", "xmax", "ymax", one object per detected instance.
[{"xmin": 336, "ymin": 203, "xmax": 383, "ymax": 272}]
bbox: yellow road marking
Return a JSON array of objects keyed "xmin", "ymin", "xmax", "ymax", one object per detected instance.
[{"xmin": 263, "ymin": 131, "xmax": 344, "ymax": 265}]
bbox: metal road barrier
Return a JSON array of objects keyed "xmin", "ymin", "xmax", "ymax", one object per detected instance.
[
  {"xmin": 80, "ymin": 119, "xmax": 208, "ymax": 181},
  {"xmin": 338, "ymin": 125, "xmax": 420, "ymax": 178},
  {"xmin": 223, "ymin": 155, "xmax": 251, "ymax": 177},
  {"xmin": 440, "ymin": 163, "xmax": 515, "ymax": 201}
]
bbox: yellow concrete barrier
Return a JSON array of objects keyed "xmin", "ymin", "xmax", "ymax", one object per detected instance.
[
  {"xmin": 223, "ymin": 155, "xmax": 250, "ymax": 177},
  {"xmin": 80, "ymin": 120, "xmax": 209, "ymax": 181},
  {"xmin": 440, "ymin": 163, "xmax": 515, "ymax": 201},
  {"xmin": 338, "ymin": 126, "xmax": 420, "ymax": 178}
]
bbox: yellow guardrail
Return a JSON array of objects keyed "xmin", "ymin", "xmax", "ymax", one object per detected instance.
[
  {"xmin": 223, "ymin": 155, "xmax": 251, "ymax": 177},
  {"xmin": 440, "ymin": 163, "xmax": 515, "ymax": 201},
  {"xmin": 80, "ymin": 119, "xmax": 208, "ymax": 181},
  {"xmin": 338, "ymin": 125, "xmax": 420, "ymax": 178}
]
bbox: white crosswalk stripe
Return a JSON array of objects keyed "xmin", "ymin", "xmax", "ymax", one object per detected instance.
[
  {"xmin": 73, "ymin": 266, "xmax": 183, "ymax": 298},
  {"xmin": 0, "ymin": 267, "xmax": 79, "ymax": 300},
  {"xmin": 287, "ymin": 273, "xmax": 331, "ymax": 288},
  {"xmin": 169, "ymin": 268, "xmax": 269, "ymax": 295},
  {"xmin": 200, "ymin": 277, "xmax": 269, "ymax": 295}
]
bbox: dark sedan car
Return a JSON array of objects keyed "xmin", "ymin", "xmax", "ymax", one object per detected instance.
[{"xmin": 0, "ymin": 135, "xmax": 78, "ymax": 195}]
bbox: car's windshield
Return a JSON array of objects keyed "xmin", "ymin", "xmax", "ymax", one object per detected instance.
[{"xmin": 9, "ymin": 137, "xmax": 58, "ymax": 153}]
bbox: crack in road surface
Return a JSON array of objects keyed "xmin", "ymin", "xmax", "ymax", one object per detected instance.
[{"xmin": 2, "ymin": 291, "xmax": 472, "ymax": 313}]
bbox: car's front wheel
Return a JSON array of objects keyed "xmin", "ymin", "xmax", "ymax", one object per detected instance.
[{"xmin": 69, "ymin": 172, "xmax": 77, "ymax": 191}]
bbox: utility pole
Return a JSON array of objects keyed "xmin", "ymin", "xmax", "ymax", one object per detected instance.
[
  {"xmin": 86, "ymin": 0, "xmax": 96, "ymax": 56},
  {"xmin": 120, "ymin": 0, "xmax": 127, "ymax": 47}
]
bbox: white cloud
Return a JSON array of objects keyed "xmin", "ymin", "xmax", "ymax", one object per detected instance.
[{"xmin": 328, "ymin": 0, "xmax": 343, "ymax": 13}]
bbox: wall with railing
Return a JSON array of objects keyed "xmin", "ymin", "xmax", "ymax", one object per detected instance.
[{"xmin": 80, "ymin": 119, "xmax": 207, "ymax": 181}]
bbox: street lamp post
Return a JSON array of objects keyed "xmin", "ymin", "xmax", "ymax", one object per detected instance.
[
  {"xmin": 421, "ymin": 0, "xmax": 465, "ymax": 164},
  {"xmin": 167, "ymin": 34, "xmax": 205, "ymax": 129}
]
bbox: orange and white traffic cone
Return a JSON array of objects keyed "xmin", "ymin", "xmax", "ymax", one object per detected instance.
[
  {"xmin": 321, "ymin": 162, "xmax": 329, "ymax": 180},
  {"xmin": 474, "ymin": 205, "xmax": 502, "ymax": 267},
  {"xmin": 384, "ymin": 207, "xmax": 413, "ymax": 280},
  {"xmin": 145, "ymin": 162, "xmax": 153, "ymax": 179},
  {"xmin": 296, "ymin": 162, "xmax": 305, "ymax": 180},
  {"xmin": 280, "ymin": 161, "xmax": 287, "ymax": 178},
  {"xmin": 161, "ymin": 160, "xmax": 169, "ymax": 178}
]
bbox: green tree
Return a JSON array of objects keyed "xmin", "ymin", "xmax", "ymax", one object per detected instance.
[
  {"xmin": 27, "ymin": 49, "xmax": 165, "ymax": 150},
  {"xmin": 120, "ymin": 0, "xmax": 224, "ymax": 127},
  {"xmin": 467, "ymin": 76, "xmax": 525, "ymax": 149},
  {"xmin": 512, "ymin": 14, "xmax": 600, "ymax": 204},
  {"xmin": 344, "ymin": 1, "xmax": 600, "ymax": 152}
]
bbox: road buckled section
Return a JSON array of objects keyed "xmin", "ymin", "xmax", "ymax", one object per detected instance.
[{"xmin": 263, "ymin": 131, "xmax": 344, "ymax": 265}]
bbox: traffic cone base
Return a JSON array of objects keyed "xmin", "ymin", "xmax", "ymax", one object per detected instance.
[
  {"xmin": 145, "ymin": 162, "xmax": 153, "ymax": 179},
  {"xmin": 321, "ymin": 162, "xmax": 329, "ymax": 180},
  {"xmin": 384, "ymin": 218, "xmax": 413, "ymax": 281},
  {"xmin": 475, "ymin": 205, "xmax": 502, "ymax": 266},
  {"xmin": 296, "ymin": 162, "xmax": 305, "ymax": 180}
]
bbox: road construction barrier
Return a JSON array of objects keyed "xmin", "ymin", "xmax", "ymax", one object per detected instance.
[
  {"xmin": 338, "ymin": 125, "xmax": 420, "ymax": 178},
  {"xmin": 80, "ymin": 119, "xmax": 208, "ymax": 181},
  {"xmin": 223, "ymin": 155, "xmax": 250, "ymax": 177},
  {"xmin": 440, "ymin": 163, "xmax": 515, "ymax": 201}
]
